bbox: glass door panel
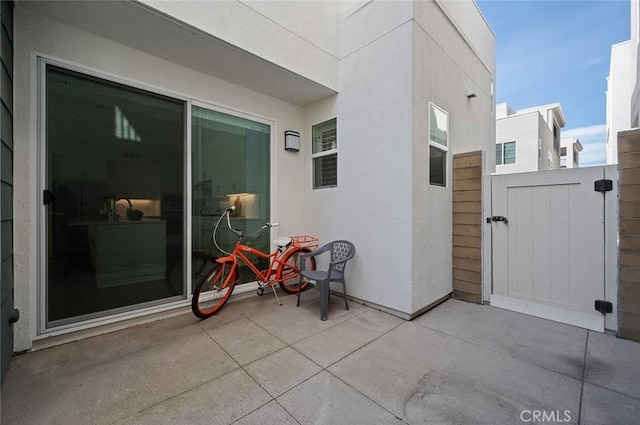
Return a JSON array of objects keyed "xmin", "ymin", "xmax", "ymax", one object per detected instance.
[
  {"xmin": 191, "ymin": 106, "xmax": 270, "ymax": 284},
  {"xmin": 45, "ymin": 65, "xmax": 186, "ymax": 327}
]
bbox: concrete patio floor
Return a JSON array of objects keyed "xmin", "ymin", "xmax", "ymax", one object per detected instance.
[{"xmin": 2, "ymin": 292, "xmax": 640, "ymax": 425}]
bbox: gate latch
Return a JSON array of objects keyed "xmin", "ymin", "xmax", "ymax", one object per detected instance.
[{"xmin": 486, "ymin": 216, "xmax": 509, "ymax": 224}]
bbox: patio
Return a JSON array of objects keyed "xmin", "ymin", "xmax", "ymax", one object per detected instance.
[{"xmin": 2, "ymin": 292, "xmax": 639, "ymax": 424}]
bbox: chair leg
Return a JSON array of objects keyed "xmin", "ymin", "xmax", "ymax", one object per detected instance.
[
  {"xmin": 342, "ymin": 281, "xmax": 349, "ymax": 310},
  {"xmin": 319, "ymin": 282, "xmax": 330, "ymax": 321}
]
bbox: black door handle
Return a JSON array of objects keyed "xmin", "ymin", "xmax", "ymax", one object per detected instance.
[
  {"xmin": 486, "ymin": 216, "xmax": 509, "ymax": 224},
  {"xmin": 43, "ymin": 190, "xmax": 54, "ymax": 205}
]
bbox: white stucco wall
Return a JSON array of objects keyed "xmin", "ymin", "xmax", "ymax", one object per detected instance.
[
  {"xmin": 13, "ymin": 6, "xmax": 309, "ymax": 350},
  {"xmin": 139, "ymin": 0, "xmax": 348, "ymax": 92},
  {"xmin": 411, "ymin": 0, "xmax": 494, "ymax": 313},
  {"xmin": 313, "ymin": 6, "xmax": 415, "ymax": 314},
  {"xmin": 299, "ymin": 0, "xmax": 495, "ymax": 317},
  {"xmin": 607, "ymin": 40, "xmax": 633, "ymax": 164}
]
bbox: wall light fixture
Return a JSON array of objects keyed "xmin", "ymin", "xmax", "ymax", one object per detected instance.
[{"xmin": 284, "ymin": 131, "xmax": 300, "ymax": 152}]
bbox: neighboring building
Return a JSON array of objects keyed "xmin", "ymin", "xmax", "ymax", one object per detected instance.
[
  {"xmin": 495, "ymin": 102, "xmax": 565, "ymax": 174},
  {"xmin": 630, "ymin": 0, "xmax": 640, "ymax": 128},
  {"xmin": 606, "ymin": 40, "xmax": 633, "ymax": 164},
  {"xmin": 606, "ymin": 0, "xmax": 640, "ymax": 162},
  {"xmin": 6, "ymin": 0, "xmax": 496, "ymax": 353},
  {"xmin": 560, "ymin": 137, "xmax": 583, "ymax": 169}
]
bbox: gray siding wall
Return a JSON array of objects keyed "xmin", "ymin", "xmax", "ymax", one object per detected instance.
[{"xmin": 1, "ymin": 0, "xmax": 14, "ymax": 383}]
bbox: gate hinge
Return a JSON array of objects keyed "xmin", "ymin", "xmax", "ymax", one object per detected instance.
[
  {"xmin": 594, "ymin": 300, "xmax": 613, "ymax": 314},
  {"xmin": 594, "ymin": 179, "xmax": 613, "ymax": 193}
]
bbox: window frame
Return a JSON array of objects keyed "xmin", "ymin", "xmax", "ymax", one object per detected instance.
[
  {"xmin": 428, "ymin": 102, "xmax": 449, "ymax": 187},
  {"xmin": 311, "ymin": 118, "xmax": 338, "ymax": 189},
  {"xmin": 496, "ymin": 140, "xmax": 517, "ymax": 166}
]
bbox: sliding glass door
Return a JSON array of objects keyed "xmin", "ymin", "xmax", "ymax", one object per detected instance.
[
  {"xmin": 44, "ymin": 64, "xmax": 185, "ymax": 327},
  {"xmin": 191, "ymin": 106, "xmax": 270, "ymax": 284},
  {"xmin": 42, "ymin": 62, "xmax": 272, "ymax": 331}
]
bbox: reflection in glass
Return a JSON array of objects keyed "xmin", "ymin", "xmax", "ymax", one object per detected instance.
[{"xmin": 429, "ymin": 103, "xmax": 448, "ymax": 147}]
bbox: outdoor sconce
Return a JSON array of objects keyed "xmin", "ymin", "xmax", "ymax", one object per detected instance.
[
  {"xmin": 467, "ymin": 93, "xmax": 477, "ymax": 99},
  {"xmin": 284, "ymin": 131, "xmax": 300, "ymax": 152}
]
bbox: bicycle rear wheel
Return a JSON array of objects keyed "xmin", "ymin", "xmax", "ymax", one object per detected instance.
[
  {"xmin": 277, "ymin": 247, "xmax": 316, "ymax": 294},
  {"xmin": 191, "ymin": 262, "xmax": 237, "ymax": 319}
]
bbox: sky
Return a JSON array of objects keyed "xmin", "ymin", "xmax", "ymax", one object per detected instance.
[{"xmin": 476, "ymin": 0, "xmax": 631, "ymax": 166}]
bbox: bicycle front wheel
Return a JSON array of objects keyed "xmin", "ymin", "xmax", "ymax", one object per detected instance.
[
  {"xmin": 277, "ymin": 247, "xmax": 316, "ymax": 294},
  {"xmin": 191, "ymin": 262, "xmax": 237, "ymax": 319}
]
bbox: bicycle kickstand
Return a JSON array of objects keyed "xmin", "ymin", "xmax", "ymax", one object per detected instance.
[{"xmin": 271, "ymin": 284, "xmax": 282, "ymax": 306}]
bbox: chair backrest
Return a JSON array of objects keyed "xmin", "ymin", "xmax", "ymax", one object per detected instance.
[{"xmin": 330, "ymin": 240, "xmax": 356, "ymax": 272}]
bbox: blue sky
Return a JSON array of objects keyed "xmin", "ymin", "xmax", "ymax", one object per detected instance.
[{"xmin": 476, "ymin": 0, "xmax": 631, "ymax": 166}]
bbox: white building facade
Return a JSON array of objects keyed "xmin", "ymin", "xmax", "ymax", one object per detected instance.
[
  {"xmin": 606, "ymin": 0, "xmax": 640, "ymax": 162},
  {"xmin": 606, "ymin": 40, "xmax": 633, "ymax": 164},
  {"xmin": 10, "ymin": 0, "xmax": 495, "ymax": 351},
  {"xmin": 560, "ymin": 137, "xmax": 583, "ymax": 169},
  {"xmin": 494, "ymin": 102, "xmax": 565, "ymax": 174}
]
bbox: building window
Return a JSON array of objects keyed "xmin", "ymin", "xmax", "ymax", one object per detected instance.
[
  {"xmin": 312, "ymin": 118, "xmax": 337, "ymax": 189},
  {"xmin": 560, "ymin": 147, "xmax": 567, "ymax": 168},
  {"xmin": 496, "ymin": 141, "xmax": 516, "ymax": 165},
  {"xmin": 429, "ymin": 103, "xmax": 448, "ymax": 186},
  {"xmin": 538, "ymin": 138, "xmax": 542, "ymax": 159},
  {"xmin": 553, "ymin": 125, "xmax": 560, "ymax": 155}
]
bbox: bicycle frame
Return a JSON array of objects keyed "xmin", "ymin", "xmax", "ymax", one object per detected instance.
[
  {"xmin": 191, "ymin": 205, "xmax": 316, "ymax": 318},
  {"xmin": 211, "ymin": 207, "xmax": 304, "ymax": 305},
  {"xmin": 217, "ymin": 241, "xmax": 294, "ymax": 287}
]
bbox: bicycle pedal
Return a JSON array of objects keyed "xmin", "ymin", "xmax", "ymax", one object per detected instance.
[{"xmin": 257, "ymin": 287, "xmax": 264, "ymax": 296}]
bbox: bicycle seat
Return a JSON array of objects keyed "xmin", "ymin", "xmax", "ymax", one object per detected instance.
[{"xmin": 273, "ymin": 236, "xmax": 292, "ymax": 248}]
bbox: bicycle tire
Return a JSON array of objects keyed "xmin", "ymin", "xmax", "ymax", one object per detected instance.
[
  {"xmin": 166, "ymin": 251, "xmax": 216, "ymax": 296},
  {"xmin": 277, "ymin": 247, "xmax": 316, "ymax": 294},
  {"xmin": 191, "ymin": 262, "xmax": 237, "ymax": 319}
]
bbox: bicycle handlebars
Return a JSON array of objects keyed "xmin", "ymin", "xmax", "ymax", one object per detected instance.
[{"xmin": 212, "ymin": 205, "xmax": 279, "ymax": 255}]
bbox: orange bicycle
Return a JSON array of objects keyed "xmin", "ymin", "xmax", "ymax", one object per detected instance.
[{"xmin": 191, "ymin": 206, "xmax": 317, "ymax": 319}]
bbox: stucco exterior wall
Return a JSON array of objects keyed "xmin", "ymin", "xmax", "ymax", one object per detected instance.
[
  {"xmin": 303, "ymin": 0, "xmax": 495, "ymax": 318},
  {"xmin": 138, "ymin": 0, "xmax": 346, "ymax": 91},
  {"xmin": 319, "ymin": 8, "xmax": 415, "ymax": 314},
  {"xmin": 411, "ymin": 0, "xmax": 494, "ymax": 314},
  {"xmin": 14, "ymin": 6, "xmax": 308, "ymax": 350}
]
